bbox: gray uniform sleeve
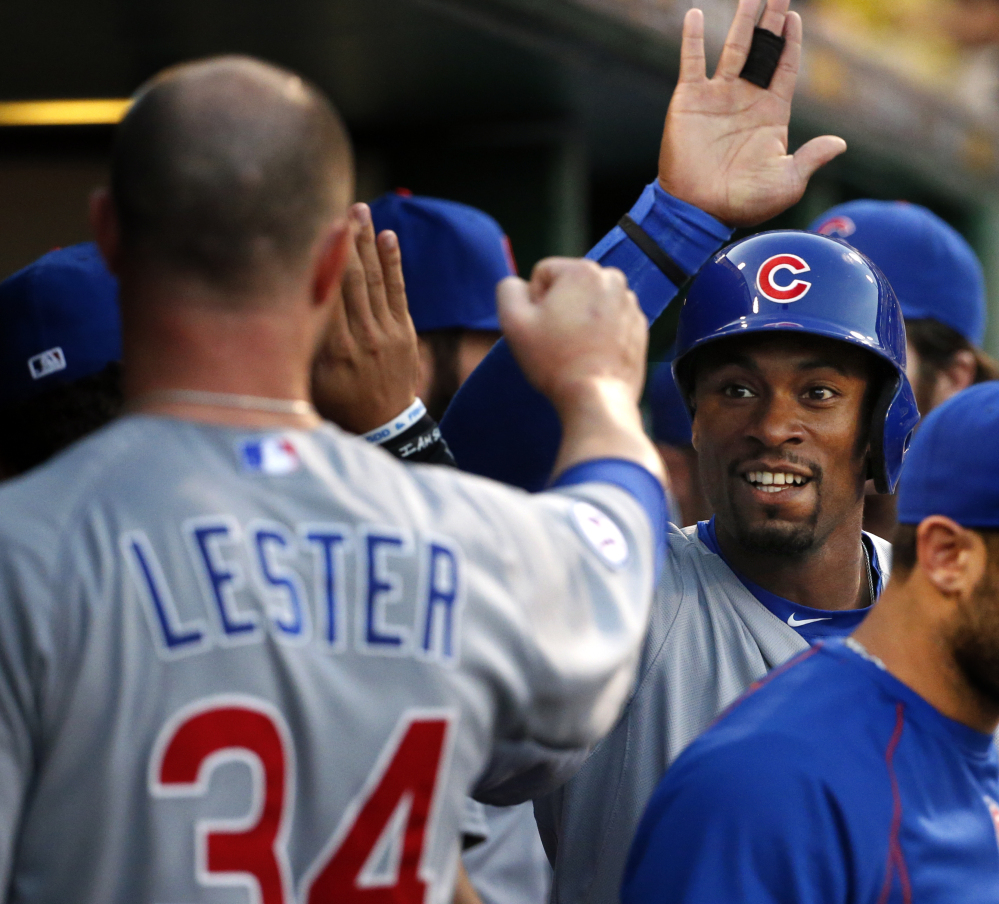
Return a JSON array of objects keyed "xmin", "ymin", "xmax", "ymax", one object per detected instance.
[
  {"xmin": 413, "ymin": 467, "xmax": 656, "ymax": 801},
  {"xmin": 0, "ymin": 541, "xmax": 49, "ymax": 893}
]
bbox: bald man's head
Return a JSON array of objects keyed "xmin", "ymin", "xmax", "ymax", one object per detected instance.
[{"xmin": 111, "ymin": 56, "xmax": 353, "ymax": 294}]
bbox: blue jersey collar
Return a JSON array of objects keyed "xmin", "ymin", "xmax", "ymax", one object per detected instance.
[{"xmin": 697, "ymin": 517, "xmax": 881, "ymax": 642}]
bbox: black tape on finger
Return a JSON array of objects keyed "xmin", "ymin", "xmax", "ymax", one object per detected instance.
[{"xmin": 739, "ymin": 27, "xmax": 786, "ymax": 89}]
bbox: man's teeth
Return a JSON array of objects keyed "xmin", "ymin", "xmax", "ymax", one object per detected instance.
[{"xmin": 744, "ymin": 471, "xmax": 807, "ymax": 491}]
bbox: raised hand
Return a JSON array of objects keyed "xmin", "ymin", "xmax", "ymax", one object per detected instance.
[
  {"xmin": 659, "ymin": 0, "xmax": 846, "ymax": 227},
  {"xmin": 311, "ymin": 203, "xmax": 421, "ymax": 434}
]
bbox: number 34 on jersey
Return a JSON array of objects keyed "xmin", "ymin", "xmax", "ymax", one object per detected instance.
[{"xmin": 150, "ymin": 697, "xmax": 455, "ymax": 904}]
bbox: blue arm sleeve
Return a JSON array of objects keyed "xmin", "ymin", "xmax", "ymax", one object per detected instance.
[
  {"xmin": 621, "ymin": 735, "xmax": 855, "ymax": 904},
  {"xmin": 551, "ymin": 459, "xmax": 668, "ymax": 572},
  {"xmin": 440, "ymin": 184, "xmax": 732, "ymax": 491}
]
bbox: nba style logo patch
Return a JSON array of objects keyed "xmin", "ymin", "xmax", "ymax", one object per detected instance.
[
  {"xmin": 984, "ymin": 796, "xmax": 999, "ymax": 851},
  {"xmin": 571, "ymin": 501, "xmax": 629, "ymax": 568},
  {"xmin": 757, "ymin": 254, "xmax": 812, "ymax": 303},
  {"xmin": 239, "ymin": 435, "xmax": 301, "ymax": 475}
]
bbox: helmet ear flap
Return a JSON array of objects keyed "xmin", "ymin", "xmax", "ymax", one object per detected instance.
[
  {"xmin": 867, "ymin": 376, "xmax": 897, "ymax": 494},
  {"xmin": 867, "ymin": 371, "xmax": 919, "ymax": 495}
]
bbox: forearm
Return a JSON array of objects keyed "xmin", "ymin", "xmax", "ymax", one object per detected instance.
[
  {"xmin": 440, "ymin": 186, "xmax": 731, "ymax": 491},
  {"xmin": 551, "ymin": 380, "xmax": 663, "ymax": 482}
]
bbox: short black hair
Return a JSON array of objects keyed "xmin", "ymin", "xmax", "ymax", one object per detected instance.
[
  {"xmin": 112, "ymin": 56, "xmax": 352, "ymax": 292},
  {"xmin": 0, "ymin": 363, "xmax": 123, "ymax": 477}
]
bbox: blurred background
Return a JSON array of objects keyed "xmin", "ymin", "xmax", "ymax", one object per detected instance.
[{"xmin": 3, "ymin": 0, "xmax": 999, "ymax": 352}]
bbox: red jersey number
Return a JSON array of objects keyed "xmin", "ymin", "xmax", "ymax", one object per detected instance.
[{"xmin": 151, "ymin": 698, "xmax": 451, "ymax": 904}]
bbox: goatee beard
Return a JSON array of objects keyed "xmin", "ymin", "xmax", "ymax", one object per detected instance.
[{"xmin": 731, "ymin": 502, "xmax": 821, "ymax": 557}]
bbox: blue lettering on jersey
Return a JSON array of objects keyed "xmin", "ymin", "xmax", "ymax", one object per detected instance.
[
  {"xmin": 420, "ymin": 541, "xmax": 462, "ymax": 665},
  {"xmin": 302, "ymin": 525, "xmax": 350, "ymax": 649},
  {"xmin": 121, "ymin": 530, "xmax": 208, "ymax": 659},
  {"xmin": 185, "ymin": 517, "xmax": 260, "ymax": 641},
  {"xmin": 361, "ymin": 529, "xmax": 413, "ymax": 653},
  {"xmin": 249, "ymin": 521, "xmax": 309, "ymax": 641},
  {"xmin": 123, "ymin": 519, "xmax": 465, "ymax": 666}
]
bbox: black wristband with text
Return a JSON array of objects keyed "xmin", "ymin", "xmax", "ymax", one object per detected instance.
[{"xmin": 379, "ymin": 413, "xmax": 457, "ymax": 467}]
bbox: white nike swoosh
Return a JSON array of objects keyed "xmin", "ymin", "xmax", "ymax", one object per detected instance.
[{"xmin": 787, "ymin": 613, "xmax": 833, "ymax": 628}]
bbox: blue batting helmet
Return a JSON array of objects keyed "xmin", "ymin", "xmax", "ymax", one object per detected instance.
[{"xmin": 673, "ymin": 230, "xmax": 919, "ymax": 494}]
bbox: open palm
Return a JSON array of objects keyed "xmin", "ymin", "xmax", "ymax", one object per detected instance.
[{"xmin": 659, "ymin": 0, "xmax": 846, "ymax": 228}]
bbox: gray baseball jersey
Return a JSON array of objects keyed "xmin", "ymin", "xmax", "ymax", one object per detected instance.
[
  {"xmin": 0, "ymin": 414, "xmax": 656, "ymax": 904},
  {"xmin": 534, "ymin": 522, "xmax": 892, "ymax": 904}
]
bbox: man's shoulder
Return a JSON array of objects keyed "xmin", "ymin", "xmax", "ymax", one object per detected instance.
[{"xmin": 683, "ymin": 644, "xmax": 896, "ymax": 786}]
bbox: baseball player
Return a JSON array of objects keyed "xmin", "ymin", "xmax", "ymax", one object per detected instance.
[
  {"xmin": 0, "ymin": 56, "xmax": 667, "ymax": 904},
  {"xmin": 811, "ymin": 201, "xmax": 999, "ymax": 539},
  {"xmin": 0, "ymin": 243, "xmax": 122, "ymax": 478},
  {"xmin": 811, "ymin": 199, "xmax": 995, "ymax": 417},
  {"xmin": 369, "ymin": 192, "xmax": 511, "ymax": 423},
  {"xmin": 623, "ymin": 382, "xmax": 999, "ymax": 903},
  {"xmin": 438, "ymin": 2, "xmax": 924, "ymax": 901}
]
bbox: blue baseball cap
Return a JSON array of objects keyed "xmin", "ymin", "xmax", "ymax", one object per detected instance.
[
  {"xmin": 0, "ymin": 243, "xmax": 121, "ymax": 406},
  {"xmin": 369, "ymin": 192, "xmax": 515, "ymax": 333},
  {"xmin": 648, "ymin": 360, "xmax": 692, "ymax": 447},
  {"xmin": 810, "ymin": 200, "xmax": 986, "ymax": 345},
  {"xmin": 897, "ymin": 382, "xmax": 999, "ymax": 528}
]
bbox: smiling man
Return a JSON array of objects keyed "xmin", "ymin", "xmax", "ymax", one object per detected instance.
[{"xmin": 436, "ymin": 1, "xmax": 921, "ymax": 898}]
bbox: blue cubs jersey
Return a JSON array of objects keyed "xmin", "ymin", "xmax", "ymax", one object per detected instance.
[{"xmin": 623, "ymin": 639, "xmax": 999, "ymax": 904}]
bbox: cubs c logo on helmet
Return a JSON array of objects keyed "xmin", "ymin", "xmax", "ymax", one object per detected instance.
[
  {"xmin": 757, "ymin": 254, "xmax": 812, "ymax": 303},
  {"xmin": 816, "ymin": 216, "xmax": 856, "ymax": 238}
]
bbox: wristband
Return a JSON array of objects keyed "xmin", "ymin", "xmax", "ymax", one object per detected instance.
[
  {"xmin": 380, "ymin": 413, "xmax": 457, "ymax": 467},
  {"xmin": 739, "ymin": 27, "xmax": 786, "ymax": 89},
  {"xmin": 362, "ymin": 397, "xmax": 427, "ymax": 445},
  {"xmin": 618, "ymin": 215, "xmax": 690, "ymax": 287}
]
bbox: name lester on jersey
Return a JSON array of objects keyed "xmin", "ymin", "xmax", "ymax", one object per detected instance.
[{"xmin": 120, "ymin": 516, "xmax": 464, "ymax": 667}]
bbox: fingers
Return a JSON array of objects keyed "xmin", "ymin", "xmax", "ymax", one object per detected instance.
[
  {"xmin": 530, "ymin": 257, "xmax": 593, "ymax": 299},
  {"xmin": 714, "ymin": 0, "xmax": 762, "ymax": 80},
  {"xmin": 792, "ymin": 134, "xmax": 848, "ymax": 184},
  {"xmin": 769, "ymin": 11, "xmax": 802, "ymax": 104},
  {"xmin": 338, "ymin": 221, "xmax": 370, "ymax": 337},
  {"xmin": 496, "ymin": 276, "xmax": 536, "ymax": 340},
  {"xmin": 757, "ymin": 0, "xmax": 790, "ymax": 37},
  {"xmin": 352, "ymin": 203, "xmax": 391, "ymax": 323},
  {"xmin": 376, "ymin": 230, "xmax": 410, "ymax": 321},
  {"xmin": 677, "ymin": 8, "xmax": 706, "ymax": 85}
]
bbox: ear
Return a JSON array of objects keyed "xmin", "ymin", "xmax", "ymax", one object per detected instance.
[
  {"xmin": 932, "ymin": 349, "xmax": 976, "ymax": 407},
  {"xmin": 89, "ymin": 187, "xmax": 122, "ymax": 276},
  {"xmin": 311, "ymin": 217, "xmax": 354, "ymax": 312},
  {"xmin": 916, "ymin": 515, "xmax": 987, "ymax": 598}
]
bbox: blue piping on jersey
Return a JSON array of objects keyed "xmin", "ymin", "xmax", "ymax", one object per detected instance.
[{"xmin": 696, "ymin": 516, "xmax": 881, "ymax": 641}]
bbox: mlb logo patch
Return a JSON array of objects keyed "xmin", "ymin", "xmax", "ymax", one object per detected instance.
[
  {"xmin": 239, "ymin": 435, "xmax": 301, "ymax": 475},
  {"xmin": 27, "ymin": 346, "xmax": 67, "ymax": 380}
]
